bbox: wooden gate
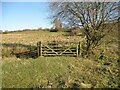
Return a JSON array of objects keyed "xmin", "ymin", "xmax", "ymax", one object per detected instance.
[{"xmin": 37, "ymin": 41, "xmax": 80, "ymax": 57}]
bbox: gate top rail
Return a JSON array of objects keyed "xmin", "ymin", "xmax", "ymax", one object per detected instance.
[{"xmin": 37, "ymin": 41, "xmax": 80, "ymax": 44}]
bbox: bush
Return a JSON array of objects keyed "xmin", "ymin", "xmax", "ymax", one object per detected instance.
[{"xmin": 49, "ymin": 29, "xmax": 58, "ymax": 32}]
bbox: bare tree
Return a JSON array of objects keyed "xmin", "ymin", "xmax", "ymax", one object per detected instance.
[{"xmin": 50, "ymin": 2, "xmax": 118, "ymax": 56}]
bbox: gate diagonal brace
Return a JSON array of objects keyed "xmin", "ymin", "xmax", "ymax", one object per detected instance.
[
  {"xmin": 43, "ymin": 44, "xmax": 59, "ymax": 55},
  {"xmin": 59, "ymin": 47, "xmax": 72, "ymax": 55}
]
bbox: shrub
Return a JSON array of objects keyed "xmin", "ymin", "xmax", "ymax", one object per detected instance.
[{"xmin": 49, "ymin": 29, "xmax": 58, "ymax": 32}]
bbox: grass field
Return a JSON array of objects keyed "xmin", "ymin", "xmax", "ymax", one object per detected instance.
[
  {"xmin": 2, "ymin": 29, "xmax": 119, "ymax": 88},
  {"xmin": 2, "ymin": 30, "xmax": 82, "ymax": 45}
]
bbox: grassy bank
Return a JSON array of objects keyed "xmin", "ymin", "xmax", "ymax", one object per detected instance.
[{"xmin": 2, "ymin": 56, "xmax": 119, "ymax": 88}]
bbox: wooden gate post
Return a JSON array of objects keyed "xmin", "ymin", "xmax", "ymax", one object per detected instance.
[
  {"xmin": 37, "ymin": 41, "xmax": 42, "ymax": 57},
  {"xmin": 80, "ymin": 42, "xmax": 82, "ymax": 56},
  {"xmin": 76, "ymin": 42, "xmax": 79, "ymax": 57},
  {"xmin": 40, "ymin": 41, "xmax": 42, "ymax": 56},
  {"xmin": 78, "ymin": 42, "xmax": 80, "ymax": 56},
  {"xmin": 37, "ymin": 42, "xmax": 40, "ymax": 57}
]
